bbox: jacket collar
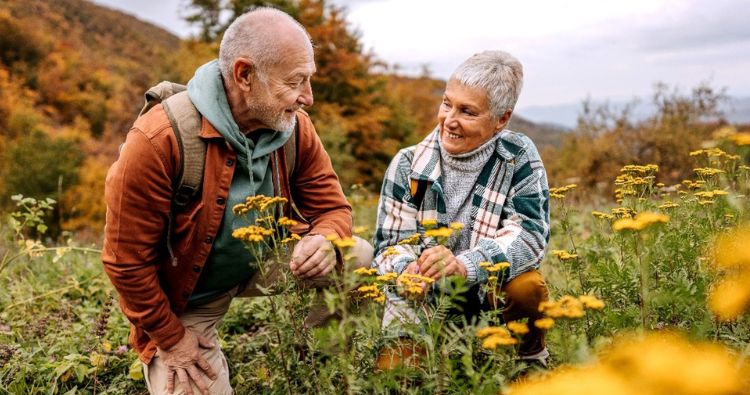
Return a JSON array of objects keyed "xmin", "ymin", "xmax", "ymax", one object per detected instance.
[
  {"xmin": 410, "ymin": 127, "xmax": 517, "ymax": 182},
  {"xmin": 199, "ymin": 117, "xmax": 223, "ymax": 139}
]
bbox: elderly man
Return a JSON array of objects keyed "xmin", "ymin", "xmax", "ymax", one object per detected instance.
[{"xmin": 103, "ymin": 8, "xmax": 371, "ymax": 395}]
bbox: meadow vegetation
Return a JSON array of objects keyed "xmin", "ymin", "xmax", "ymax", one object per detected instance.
[{"xmin": 1, "ymin": 0, "xmax": 750, "ymax": 394}]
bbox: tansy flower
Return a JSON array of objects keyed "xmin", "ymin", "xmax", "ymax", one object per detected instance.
[
  {"xmin": 450, "ymin": 222, "xmax": 465, "ymax": 230},
  {"xmin": 353, "ymin": 226, "xmax": 368, "ymax": 234},
  {"xmin": 534, "ymin": 318, "xmax": 555, "ymax": 329},
  {"xmin": 333, "ymin": 237, "xmax": 356, "ymax": 249},
  {"xmin": 376, "ymin": 272, "xmax": 398, "ymax": 282},
  {"xmin": 476, "ymin": 326, "xmax": 510, "ymax": 338},
  {"xmin": 383, "ymin": 247, "xmax": 399, "ymax": 257},
  {"xmin": 421, "ymin": 219, "xmax": 438, "ymax": 228},
  {"xmin": 507, "ymin": 321, "xmax": 529, "ymax": 335},
  {"xmin": 592, "ymin": 211, "xmax": 615, "ymax": 220},
  {"xmin": 398, "ymin": 233, "xmax": 421, "ymax": 245},
  {"xmin": 281, "ymin": 233, "xmax": 301, "ymax": 244},
  {"xmin": 579, "ymin": 295, "xmax": 605, "ymax": 310},
  {"xmin": 353, "ymin": 267, "xmax": 378, "ymax": 276},
  {"xmin": 612, "ymin": 212, "xmax": 669, "ymax": 232},
  {"xmin": 278, "ymin": 217, "xmax": 298, "ymax": 227},
  {"xmin": 425, "ymin": 227, "xmax": 453, "ymax": 238},
  {"xmin": 482, "ymin": 335, "xmax": 518, "ymax": 349}
]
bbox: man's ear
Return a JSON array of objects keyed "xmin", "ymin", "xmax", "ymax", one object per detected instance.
[
  {"xmin": 495, "ymin": 110, "xmax": 513, "ymax": 131},
  {"xmin": 233, "ymin": 58, "xmax": 255, "ymax": 92}
]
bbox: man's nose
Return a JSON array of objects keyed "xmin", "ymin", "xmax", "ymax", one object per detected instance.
[{"xmin": 298, "ymin": 80, "xmax": 314, "ymax": 107}]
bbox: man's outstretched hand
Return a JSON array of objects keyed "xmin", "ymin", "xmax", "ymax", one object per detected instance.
[
  {"xmin": 157, "ymin": 328, "xmax": 217, "ymax": 395},
  {"xmin": 290, "ymin": 234, "xmax": 336, "ymax": 279}
]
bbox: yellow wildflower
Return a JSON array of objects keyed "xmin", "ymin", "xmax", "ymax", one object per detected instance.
[
  {"xmin": 728, "ymin": 132, "xmax": 750, "ymax": 146},
  {"xmin": 90, "ymin": 352, "xmax": 106, "ymax": 368},
  {"xmin": 450, "ymin": 222, "xmax": 465, "ymax": 230},
  {"xmin": 482, "ymin": 335, "xmax": 518, "ymax": 349},
  {"xmin": 713, "ymin": 226, "xmax": 750, "ymax": 270},
  {"xmin": 592, "ymin": 211, "xmax": 615, "ymax": 220},
  {"xmin": 376, "ymin": 272, "xmax": 398, "ymax": 282},
  {"xmin": 353, "ymin": 225, "xmax": 368, "ymax": 234},
  {"xmin": 658, "ymin": 201, "xmax": 679, "ymax": 209},
  {"xmin": 479, "ymin": 261, "xmax": 492, "ymax": 268},
  {"xmin": 353, "ymin": 267, "xmax": 378, "ymax": 276},
  {"xmin": 612, "ymin": 211, "xmax": 669, "ymax": 232},
  {"xmin": 278, "ymin": 217, "xmax": 298, "ymax": 227},
  {"xmin": 383, "ymin": 247, "xmax": 399, "ymax": 257},
  {"xmin": 333, "ymin": 237, "xmax": 356, "ymax": 249},
  {"xmin": 534, "ymin": 318, "xmax": 555, "ymax": 329},
  {"xmin": 476, "ymin": 326, "xmax": 510, "ymax": 338},
  {"xmin": 507, "ymin": 321, "xmax": 529, "ymax": 335},
  {"xmin": 708, "ymin": 278, "xmax": 750, "ymax": 321},
  {"xmin": 398, "ymin": 233, "xmax": 421, "ymax": 245},
  {"xmin": 424, "ymin": 227, "xmax": 453, "ymax": 238},
  {"xmin": 579, "ymin": 295, "xmax": 605, "ymax": 310},
  {"xmin": 281, "ymin": 233, "xmax": 301, "ymax": 244},
  {"xmin": 421, "ymin": 218, "xmax": 438, "ymax": 228}
]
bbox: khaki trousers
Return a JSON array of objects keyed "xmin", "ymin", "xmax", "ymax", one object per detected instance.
[{"xmin": 143, "ymin": 236, "xmax": 373, "ymax": 395}]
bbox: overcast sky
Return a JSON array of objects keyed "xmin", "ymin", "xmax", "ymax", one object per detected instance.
[{"xmin": 92, "ymin": 0, "xmax": 750, "ymax": 123}]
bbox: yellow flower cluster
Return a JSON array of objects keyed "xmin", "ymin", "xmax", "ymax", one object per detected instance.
[
  {"xmin": 708, "ymin": 226, "xmax": 750, "ymax": 321},
  {"xmin": 353, "ymin": 225, "xmax": 368, "ymax": 234},
  {"xmin": 397, "ymin": 273, "xmax": 435, "ymax": 301},
  {"xmin": 550, "ymin": 184, "xmax": 578, "ymax": 199},
  {"xmin": 353, "ymin": 267, "xmax": 378, "ymax": 276},
  {"xmin": 332, "ymin": 237, "xmax": 356, "ymax": 249},
  {"xmin": 511, "ymin": 334, "xmax": 748, "ymax": 395},
  {"xmin": 233, "ymin": 195, "xmax": 288, "ymax": 215},
  {"xmin": 449, "ymin": 222, "xmax": 465, "ymax": 230},
  {"xmin": 376, "ymin": 272, "xmax": 398, "ymax": 282},
  {"xmin": 612, "ymin": 212, "xmax": 669, "ymax": 232},
  {"xmin": 610, "ymin": 207, "xmax": 635, "ymax": 218},
  {"xmin": 694, "ymin": 190, "xmax": 729, "ymax": 199},
  {"xmin": 424, "ymin": 227, "xmax": 453, "ymax": 238},
  {"xmin": 383, "ymin": 247, "xmax": 399, "ymax": 257},
  {"xmin": 476, "ymin": 326, "xmax": 518, "ymax": 349},
  {"xmin": 534, "ymin": 317, "xmax": 555, "ymax": 329},
  {"xmin": 550, "ymin": 250, "xmax": 578, "ymax": 261},
  {"xmin": 421, "ymin": 219, "xmax": 438, "ymax": 228},
  {"xmin": 538, "ymin": 294, "xmax": 605, "ymax": 320},
  {"xmin": 688, "ymin": 147, "xmax": 739, "ymax": 160},
  {"xmin": 356, "ymin": 284, "xmax": 385, "ymax": 304},
  {"xmin": 280, "ymin": 233, "xmax": 301, "ymax": 244},
  {"xmin": 592, "ymin": 211, "xmax": 615, "ymax": 220},
  {"xmin": 694, "ymin": 167, "xmax": 725, "ymax": 177},
  {"xmin": 398, "ymin": 233, "xmax": 421, "ymax": 245},
  {"xmin": 620, "ymin": 164, "xmax": 659, "ymax": 174},
  {"xmin": 657, "ymin": 201, "xmax": 679, "ymax": 209},
  {"xmin": 479, "ymin": 261, "xmax": 511, "ymax": 272},
  {"xmin": 681, "ymin": 179, "xmax": 706, "ymax": 190},
  {"xmin": 232, "ymin": 225, "xmax": 274, "ymax": 243},
  {"xmin": 728, "ymin": 132, "xmax": 750, "ymax": 146},
  {"xmin": 277, "ymin": 216, "xmax": 298, "ymax": 227},
  {"xmin": 506, "ymin": 321, "xmax": 529, "ymax": 335}
]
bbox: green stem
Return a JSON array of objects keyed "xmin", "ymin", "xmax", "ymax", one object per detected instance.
[{"xmin": 633, "ymin": 234, "xmax": 649, "ymax": 331}]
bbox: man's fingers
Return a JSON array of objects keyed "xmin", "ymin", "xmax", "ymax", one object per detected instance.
[
  {"xmin": 167, "ymin": 369, "xmax": 176, "ymax": 394},
  {"xmin": 176, "ymin": 368, "xmax": 194, "ymax": 395},
  {"xmin": 295, "ymin": 247, "xmax": 333, "ymax": 277},
  {"xmin": 196, "ymin": 334, "xmax": 215, "ymax": 349},
  {"xmin": 187, "ymin": 365, "xmax": 210, "ymax": 395},
  {"xmin": 196, "ymin": 356, "xmax": 217, "ymax": 380},
  {"xmin": 423, "ymin": 260, "xmax": 447, "ymax": 278}
]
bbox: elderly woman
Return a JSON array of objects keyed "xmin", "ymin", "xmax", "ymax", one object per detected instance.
[{"xmin": 373, "ymin": 50, "xmax": 550, "ymax": 365}]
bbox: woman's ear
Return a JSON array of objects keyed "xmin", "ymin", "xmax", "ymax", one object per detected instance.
[{"xmin": 495, "ymin": 110, "xmax": 513, "ymax": 131}]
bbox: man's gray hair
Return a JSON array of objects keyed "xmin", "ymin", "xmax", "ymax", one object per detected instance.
[
  {"xmin": 218, "ymin": 7, "xmax": 308, "ymax": 82},
  {"xmin": 450, "ymin": 50, "xmax": 524, "ymax": 119}
]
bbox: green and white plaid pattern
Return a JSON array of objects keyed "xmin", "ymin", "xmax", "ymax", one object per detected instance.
[{"xmin": 373, "ymin": 127, "xmax": 550, "ymax": 286}]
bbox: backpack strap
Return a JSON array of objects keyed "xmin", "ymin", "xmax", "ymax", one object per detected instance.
[
  {"xmin": 139, "ymin": 81, "xmax": 187, "ymax": 117},
  {"xmin": 161, "ymin": 91, "xmax": 206, "ymax": 207}
]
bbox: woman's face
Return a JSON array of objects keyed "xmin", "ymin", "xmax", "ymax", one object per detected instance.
[{"xmin": 438, "ymin": 79, "xmax": 508, "ymax": 154}]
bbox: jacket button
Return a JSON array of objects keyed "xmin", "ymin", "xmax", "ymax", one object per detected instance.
[
  {"xmin": 204, "ymin": 236, "xmax": 213, "ymax": 244},
  {"xmin": 193, "ymin": 265, "xmax": 201, "ymax": 273},
  {"xmin": 226, "ymin": 159, "xmax": 234, "ymax": 167},
  {"xmin": 217, "ymin": 197, "xmax": 226, "ymax": 205}
]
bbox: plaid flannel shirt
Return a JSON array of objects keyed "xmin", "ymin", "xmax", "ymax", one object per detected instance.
[{"xmin": 373, "ymin": 128, "xmax": 550, "ymax": 287}]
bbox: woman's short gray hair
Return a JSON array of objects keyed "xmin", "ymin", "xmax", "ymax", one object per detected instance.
[
  {"xmin": 218, "ymin": 7, "xmax": 307, "ymax": 82},
  {"xmin": 450, "ymin": 50, "xmax": 524, "ymax": 119}
]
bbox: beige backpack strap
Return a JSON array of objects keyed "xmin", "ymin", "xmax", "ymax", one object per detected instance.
[{"xmin": 161, "ymin": 91, "xmax": 206, "ymax": 207}]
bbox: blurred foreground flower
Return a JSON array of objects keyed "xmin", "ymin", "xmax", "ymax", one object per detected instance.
[
  {"xmin": 708, "ymin": 225, "xmax": 750, "ymax": 321},
  {"xmin": 612, "ymin": 212, "xmax": 669, "ymax": 232},
  {"xmin": 511, "ymin": 334, "xmax": 749, "ymax": 395}
]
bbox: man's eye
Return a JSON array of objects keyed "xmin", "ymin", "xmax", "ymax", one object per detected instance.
[{"xmin": 441, "ymin": 101, "xmax": 451, "ymax": 108}]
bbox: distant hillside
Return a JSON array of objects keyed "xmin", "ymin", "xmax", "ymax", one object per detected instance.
[{"xmin": 0, "ymin": 0, "xmax": 181, "ymax": 138}]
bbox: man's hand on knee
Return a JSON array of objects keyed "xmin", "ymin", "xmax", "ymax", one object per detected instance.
[
  {"xmin": 290, "ymin": 234, "xmax": 336, "ymax": 279},
  {"xmin": 157, "ymin": 328, "xmax": 217, "ymax": 395}
]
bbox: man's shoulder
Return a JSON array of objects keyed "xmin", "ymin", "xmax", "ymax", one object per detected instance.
[{"xmin": 132, "ymin": 104, "xmax": 175, "ymax": 141}]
